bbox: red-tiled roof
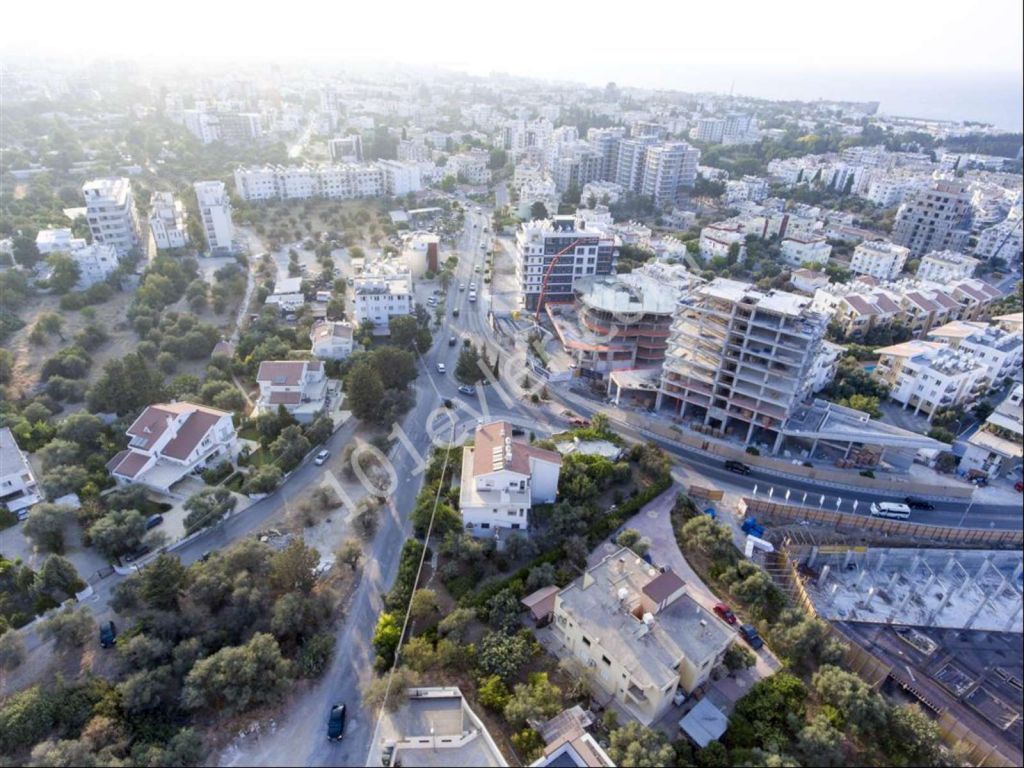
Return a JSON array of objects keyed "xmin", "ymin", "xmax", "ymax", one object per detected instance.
[
  {"xmin": 162, "ymin": 409, "xmax": 226, "ymax": 460},
  {"xmin": 256, "ymin": 360, "xmax": 311, "ymax": 386},
  {"xmin": 109, "ymin": 450, "xmax": 149, "ymax": 478},
  {"xmin": 642, "ymin": 569, "xmax": 686, "ymax": 604},
  {"xmin": 471, "ymin": 421, "xmax": 562, "ymax": 477}
]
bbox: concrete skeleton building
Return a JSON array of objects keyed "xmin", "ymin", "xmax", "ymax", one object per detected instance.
[
  {"xmin": 148, "ymin": 192, "xmax": 189, "ymax": 250},
  {"xmin": 458, "ymin": 421, "xmax": 561, "ymax": 538},
  {"xmin": 550, "ymin": 548, "xmax": 732, "ymax": 726},
  {"xmin": 515, "ymin": 216, "xmax": 618, "ymax": 311},
  {"xmin": 658, "ymin": 279, "xmax": 829, "ymax": 452},
  {"xmin": 82, "ymin": 177, "xmax": 141, "ymax": 256},
  {"xmin": 194, "ymin": 181, "xmax": 235, "ymax": 255},
  {"xmin": 327, "ymin": 134, "xmax": 363, "ymax": 163}
]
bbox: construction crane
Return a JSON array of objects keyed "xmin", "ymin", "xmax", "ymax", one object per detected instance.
[{"xmin": 533, "ymin": 237, "xmax": 587, "ymax": 322}]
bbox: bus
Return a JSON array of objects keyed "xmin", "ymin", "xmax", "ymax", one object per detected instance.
[{"xmin": 869, "ymin": 502, "xmax": 911, "ymax": 520}]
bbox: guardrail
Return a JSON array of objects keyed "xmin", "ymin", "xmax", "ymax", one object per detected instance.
[{"xmin": 742, "ymin": 498, "xmax": 1023, "ymax": 548}]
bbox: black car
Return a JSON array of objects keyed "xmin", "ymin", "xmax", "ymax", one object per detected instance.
[
  {"xmin": 904, "ymin": 496, "xmax": 935, "ymax": 511},
  {"xmin": 327, "ymin": 703, "xmax": 346, "ymax": 741},
  {"xmin": 99, "ymin": 621, "xmax": 117, "ymax": 649},
  {"xmin": 739, "ymin": 623, "xmax": 763, "ymax": 650},
  {"xmin": 448, "ymin": 335, "xmax": 457, "ymax": 346},
  {"xmin": 724, "ymin": 460, "xmax": 751, "ymax": 475},
  {"xmin": 145, "ymin": 514, "xmax": 164, "ymax": 530}
]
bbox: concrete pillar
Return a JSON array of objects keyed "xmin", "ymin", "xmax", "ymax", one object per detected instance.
[
  {"xmin": 818, "ymin": 564, "xmax": 831, "ymax": 588},
  {"xmin": 942, "ymin": 555, "xmax": 957, "ymax": 576},
  {"xmin": 854, "ymin": 567, "xmax": 871, "ymax": 592},
  {"xmin": 886, "ymin": 570, "xmax": 901, "ymax": 592},
  {"xmin": 843, "ymin": 549, "xmax": 855, "ymax": 570},
  {"xmin": 1004, "ymin": 598, "xmax": 1023, "ymax": 633},
  {"xmin": 808, "ymin": 546, "xmax": 819, "ymax": 568},
  {"xmin": 874, "ymin": 551, "xmax": 887, "ymax": 574},
  {"xmin": 1011, "ymin": 560, "xmax": 1023, "ymax": 584},
  {"xmin": 809, "ymin": 438, "xmax": 820, "ymax": 460}
]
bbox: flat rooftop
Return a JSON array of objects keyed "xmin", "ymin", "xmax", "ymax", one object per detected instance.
[{"xmin": 574, "ymin": 272, "xmax": 680, "ymax": 315}]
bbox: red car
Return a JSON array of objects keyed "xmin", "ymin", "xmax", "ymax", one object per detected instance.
[
  {"xmin": 1015, "ymin": 481, "xmax": 1024, "ymax": 493},
  {"xmin": 713, "ymin": 603, "xmax": 737, "ymax": 625}
]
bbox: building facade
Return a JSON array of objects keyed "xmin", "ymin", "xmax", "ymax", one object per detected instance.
[
  {"xmin": 254, "ymin": 360, "xmax": 330, "ymax": 422},
  {"xmin": 0, "ymin": 427, "xmax": 42, "ymax": 515},
  {"xmin": 194, "ymin": 181, "xmax": 235, "ymax": 255},
  {"xmin": 891, "ymin": 179, "xmax": 972, "ymax": 258},
  {"xmin": 148, "ymin": 192, "xmax": 189, "ymax": 250},
  {"xmin": 849, "ymin": 240, "xmax": 910, "ymax": 281},
  {"xmin": 83, "ymin": 177, "xmax": 141, "ymax": 256}
]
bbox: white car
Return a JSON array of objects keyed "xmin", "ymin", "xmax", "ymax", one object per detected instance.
[
  {"xmin": 314, "ymin": 450, "xmax": 330, "ymax": 466},
  {"xmin": 468, "ymin": 292, "xmax": 477, "ymax": 302},
  {"xmin": 436, "ymin": 362, "xmax": 446, "ymax": 373},
  {"xmin": 469, "ymin": 282, "xmax": 476, "ymax": 290}
]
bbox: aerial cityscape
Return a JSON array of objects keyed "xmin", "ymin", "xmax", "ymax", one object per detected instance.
[{"xmin": 1, "ymin": 3, "xmax": 1022, "ymax": 767}]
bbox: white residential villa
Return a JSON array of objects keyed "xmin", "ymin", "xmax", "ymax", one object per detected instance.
[
  {"xmin": 254, "ymin": 360, "xmax": 330, "ymax": 422},
  {"xmin": 106, "ymin": 403, "xmax": 238, "ymax": 494},
  {"xmin": 309, "ymin": 321, "xmax": 355, "ymax": 361},
  {"xmin": 0, "ymin": 427, "xmax": 42, "ymax": 515}
]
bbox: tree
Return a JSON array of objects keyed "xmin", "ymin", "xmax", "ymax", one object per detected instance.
[
  {"xmin": 881, "ymin": 704, "xmax": 944, "ymax": 766},
  {"xmin": 337, "ymin": 539, "xmax": 363, "ymax": 571},
  {"xmin": 728, "ymin": 673, "xmax": 807, "ymax": 749},
  {"xmin": 437, "ymin": 607, "xmax": 476, "ymax": 641},
  {"xmin": 486, "ymin": 588, "xmax": 523, "ymax": 635},
  {"xmin": 372, "ymin": 611, "xmax": 402, "ymax": 668},
  {"xmin": 34, "ymin": 554, "xmax": 84, "ymax": 600},
  {"xmin": 697, "ymin": 741, "xmax": 731, "ymax": 768},
  {"xmin": 476, "ymin": 630, "xmax": 534, "ymax": 682},
  {"xmin": 243, "ymin": 465, "xmax": 283, "ymax": 494},
  {"xmin": 270, "ymin": 539, "xmax": 319, "ymax": 594},
  {"xmin": 455, "ymin": 345, "xmax": 485, "ymax": 384},
  {"xmin": 0, "ymin": 686, "xmax": 56, "ymax": 755},
  {"xmin": 140, "ymin": 554, "xmax": 188, "ymax": 611},
  {"xmin": 503, "ymin": 672, "xmax": 563, "ymax": 728},
  {"xmin": 23, "ymin": 504, "xmax": 75, "ymax": 554},
  {"xmin": 388, "ymin": 315, "xmax": 419, "ymax": 348},
  {"xmin": 183, "ymin": 633, "xmax": 292, "ymax": 713},
  {"xmin": 681, "ymin": 515, "xmax": 736, "ymax": 563},
  {"xmin": 795, "ymin": 714, "xmax": 845, "ymax": 767},
  {"xmin": 724, "ymin": 643, "xmax": 757, "ymax": 671},
  {"xmin": 615, "ymin": 528, "xmax": 651, "ymax": 556},
  {"xmin": 55, "ymin": 412, "xmax": 104, "ymax": 451},
  {"xmin": 0, "ymin": 629, "xmax": 27, "ymax": 670},
  {"xmin": 11, "ymin": 234, "xmax": 41, "ymax": 268},
  {"xmin": 87, "ymin": 353, "xmax": 165, "ymax": 415},
  {"xmin": 40, "ymin": 605, "xmax": 95, "ymax": 651},
  {"xmin": 89, "ymin": 509, "xmax": 147, "ymax": 560},
  {"xmin": 119, "ymin": 666, "xmax": 176, "ymax": 715},
  {"xmin": 530, "ymin": 201, "xmax": 549, "ymax": 220},
  {"xmin": 607, "ymin": 722, "xmax": 676, "ymax": 767},
  {"xmin": 812, "ymin": 665, "xmax": 887, "ymax": 735},
  {"xmin": 270, "ymin": 425, "xmax": 311, "ymax": 470},
  {"xmin": 183, "ymin": 487, "xmax": 237, "ymax": 534},
  {"xmin": 768, "ymin": 610, "xmax": 845, "ymax": 673},
  {"xmin": 47, "ymin": 253, "xmax": 81, "ymax": 294},
  {"xmin": 345, "ymin": 361, "xmax": 385, "ymax": 422},
  {"xmin": 409, "ymin": 588, "xmax": 439, "ymax": 623},
  {"xmin": 362, "ymin": 667, "xmax": 421, "ymax": 713}
]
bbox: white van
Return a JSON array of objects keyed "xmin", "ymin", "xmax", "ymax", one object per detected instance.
[{"xmin": 869, "ymin": 502, "xmax": 911, "ymax": 520}]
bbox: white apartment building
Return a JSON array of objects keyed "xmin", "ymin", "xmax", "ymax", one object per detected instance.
[
  {"xmin": 974, "ymin": 219, "xmax": 1023, "ymax": 262},
  {"xmin": 352, "ymin": 264, "xmax": 413, "ymax": 333},
  {"xmin": 397, "ymin": 139, "xmax": 431, "ymax": 163},
  {"xmin": 928, "ymin": 320, "xmax": 1024, "ymax": 385},
  {"xmin": 233, "ymin": 166, "xmax": 278, "ymax": 201},
  {"xmin": 658, "ymin": 279, "xmax": 829, "ymax": 452},
  {"xmin": 400, "ymin": 232, "xmax": 440, "ymax": 278},
  {"xmin": 959, "ymin": 385, "xmax": 1023, "ymax": 480},
  {"xmin": 698, "ymin": 223, "xmax": 745, "ymax": 259},
  {"xmin": 809, "ymin": 340, "xmax": 844, "ymax": 393},
  {"xmin": 309, "ymin": 321, "xmax": 355, "ymax": 361},
  {"xmin": 515, "ymin": 216, "xmax": 618, "ymax": 311},
  {"xmin": 458, "ymin": 421, "xmax": 562, "ymax": 537},
  {"xmin": 327, "ymin": 134, "xmax": 363, "ymax": 163},
  {"xmin": 849, "ymin": 240, "xmax": 910, "ymax": 280},
  {"xmin": 82, "ymin": 177, "xmax": 141, "ymax": 256},
  {"xmin": 864, "ymin": 176, "xmax": 913, "ymax": 207},
  {"xmin": 780, "ymin": 236, "xmax": 832, "ymax": 267},
  {"xmin": 0, "ymin": 427, "xmax": 42, "ymax": 515},
  {"xmin": 446, "ymin": 151, "xmax": 491, "ymax": 185},
  {"xmin": 148, "ymin": 192, "xmax": 189, "ymax": 250},
  {"xmin": 916, "ymin": 250, "xmax": 979, "ymax": 283},
  {"xmin": 193, "ymin": 181, "xmax": 235, "ymax": 255},
  {"xmin": 891, "ymin": 179, "xmax": 973, "ymax": 258},
  {"xmin": 873, "ymin": 340, "xmax": 988, "ymax": 420},
  {"xmin": 254, "ymin": 360, "xmax": 330, "ymax": 423},
  {"xmin": 106, "ymin": 402, "xmax": 239, "ymax": 494},
  {"xmin": 69, "ymin": 243, "xmax": 120, "ymax": 289},
  {"xmin": 233, "ymin": 164, "xmax": 386, "ymax": 202},
  {"xmin": 378, "ymin": 159, "xmax": 423, "ymax": 196},
  {"xmin": 693, "ymin": 118, "xmax": 726, "ymax": 143},
  {"xmin": 35, "ymin": 228, "xmax": 85, "ymax": 255},
  {"xmin": 550, "ymin": 548, "xmax": 732, "ymax": 726},
  {"xmin": 640, "ymin": 142, "xmax": 700, "ymax": 206}
]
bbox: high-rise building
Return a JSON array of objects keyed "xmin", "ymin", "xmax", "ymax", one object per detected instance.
[
  {"xmin": 640, "ymin": 142, "xmax": 700, "ymax": 205},
  {"xmin": 587, "ymin": 127, "xmax": 624, "ymax": 181},
  {"xmin": 82, "ymin": 177, "xmax": 141, "ymax": 256},
  {"xmin": 148, "ymin": 192, "xmax": 189, "ymax": 250},
  {"xmin": 657, "ymin": 279, "xmax": 829, "ymax": 450},
  {"xmin": 193, "ymin": 181, "xmax": 235, "ymax": 255},
  {"xmin": 515, "ymin": 216, "xmax": 618, "ymax": 311},
  {"xmin": 694, "ymin": 118, "xmax": 725, "ymax": 143},
  {"xmin": 891, "ymin": 179, "xmax": 972, "ymax": 257}
]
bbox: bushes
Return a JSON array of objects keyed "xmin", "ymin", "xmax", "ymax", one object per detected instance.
[{"xmin": 385, "ymin": 539, "xmax": 427, "ymax": 612}]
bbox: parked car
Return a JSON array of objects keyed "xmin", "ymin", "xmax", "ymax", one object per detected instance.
[
  {"xmin": 436, "ymin": 363, "xmax": 446, "ymax": 373},
  {"xmin": 457, "ymin": 385, "xmax": 475, "ymax": 395},
  {"xmin": 314, "ymin": 450, "xmax": 330, "ymax": 466},
  {"xmin": 459, "ymin": 283, "xmax": 465, "ymax": 291},
  {"xmin": 327, "ymin": 703, "xmax": 346, "ymax": 741},
  {"xmin": 713, "ymin": 603, "xmax": 737, "ymax": 625},
  {"xmin": 739, "ymin": 624, "xmax": 764, "ymax": 649},
  {"xmin": 724, "ymin": 460, "xmax": 751, "ymax": 475},
  {"xmin": 569, "ymin": 417, "xmax": 590, "ymax": 428},
  {"xmin": 145, "ymin": 514, "xmax": 164, "ymax": 530},
  {"xmin": 124, "ymin": 546, "xmax": 151, "ymax": 563},
  {"xmin": 449, "ymin": 336, "xmax": 457, "ymax": 346},
  {"xmin": 903, "ymin": 496, "xmax": 935, "ymax": 511},
  {"xmin": 99, "ymin": 621, "xmax": 117, "ymax": 649}
]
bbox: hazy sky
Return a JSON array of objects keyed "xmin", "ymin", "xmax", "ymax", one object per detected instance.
[{"xmin": 5, "ymin": 0, "xmax": 1023, "ymax": 127}]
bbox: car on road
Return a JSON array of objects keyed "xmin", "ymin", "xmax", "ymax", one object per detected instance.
[
  {"xmin": 739, "ymin": 624, "xmax": 763, "ymax": 649},
  {"xmin": 436, "ymin": 363, "xmax": 446, "ymax": 373},
  {"xmin": 469, "ymin": 282, "xmax": 477, "ymax": 290},
  {"xmin": 724, "ymin": 460, "xmax": 751, "ymax": 475},
  {"xmin": 327, "ymin": 703, "xmax": 346, "ymax": 741},
  {"xmin": 474, "ymin": 265, "xmax": 481, "ymax": 272},
  {"xmin": 569, "ymin": 417, "xmax": 590, "ymax": 427},
  {"xmin": 459, "ymin": 283, "xmax": 465, "ymax": 290},
  {"xmin": 452, "ymin": 308, "xmax": 460, "ymax": 317},
  {"xmin": 427, "ymin": 297, "xmax": 437, "ymax": 306},
  {"xmin": 145, "ymin": 514, "xmax": 163, "ymax": 530},
  {"xmin": 713, "ymin": 603, "xmax": 737, "ymax": 625},
  {"xmin": 468, "ymin": 292, "xmax": 477, "ymax": 302},
  {"xmin": 457, "ymin": 385, "xmax": 474, "ymax": 395},
  {"xmin": 99, "ymin": 621, "xmax": 117, "ymax": 649},
  {"xmin": 904, "ymin": 496, "xmax": 935, "ymax": 511},
  {"xmin": 449, "ymin": 335, "xmax": 457, "ymax": 346},
  {"xmin": 314, "ymin": 450, "xmax": 330, "ymax": 466}
]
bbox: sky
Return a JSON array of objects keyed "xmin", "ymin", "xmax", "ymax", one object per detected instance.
[{"xmin": 4, "ymin": 0, "xmax": 1023, "ymax": 128}]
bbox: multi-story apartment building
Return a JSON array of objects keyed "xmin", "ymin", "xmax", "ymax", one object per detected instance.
[
  {"xmin": 927, "ymin": 321, "xmax": 1024, "ymax": 385},
  {"xmin": 693, "ymin": 117, "xmax": 725, "ymax": 143},
  {"xmin": 106, "ymin": 402, "xmax": 239, "ymax": 493},
  {"xmin": 328, "ymin": 134, "xmax": 363, "ymax": 163},
  {"xmin": 148, "ymin": 192, "xmax": 189, "ymax": 250},
  {"xmin": 515, "ymin": 216, "xmax": 617, "ymax": 311},
  {"xmin": 657, "ymin": 279, "xmax": 829, "ymax": 451},
  {"xmin": 873, "ymin": 340, "xmax": 988, "ymax": 420},
  {"xmin": 780, "ymin": 235, "xmax": 832, "ymax": 267},
  {"xmin": 849, "ymin": 240, "xmax": 910, "ymax": 280},
  {"xmin": 614, "ymin": 137, "xmax": 657, "ymax": 191},
  {"xmin": 916, "ymin": 250, "xmax": 979, "ymax": 283},
  {"xmin": 217, "ymin": 112, "xmax": 263, "ymax": 145},
  {"xmin": 587, "ymin": 127, "xmax": 624, "ymax": 181},
  {"xmin": 397, "ymin": 139, "xmax": 431, "ymax": 163},
  {"xmin": 458, "ymin": 420, "xmax": 562, "ymax": 537},
  {"xmin": 974, "ymin": 218, "xmax": 1023, "ymax": 262},
  {"xmin": 959, "ymin": 385, "xmax": 1023, "ymax": 480},
  {"xmin": 82, "ymin": 177, "xmax": 141, "ymax": 256},
  {"xmin": 891, "ymin": 179, "xmax": 973, "ymax": 257},
  {"xmin": 0, "ymin": 427, "xmax": 42, "ymax": 515},
  {"xmin": 35, "ymin": 228, "xmax": 85, "ymax": 255},
  {"xmin": 193, "ymin": 181, "xmax": 235, "ymax": 255},
  {"xmin": 233, "ymin": 164, "xmax": 386, "ymax": 202},
  {"xmin": 640, "ymin": 142, "xmax": 700, "ymax": 206},
  {"xmin": 352, "ymin": 264, "xmax": 413, "ymax": 332},
  {"xmin": 254, "ymin": 360, "xmax": 330, "ymax": 423},
  {"xmin": 68, "ymin": 243, "xmax": 120, "ymax": 289},
  {"xmin": 550, "ymin": 548, "xmax": 732, "ymax": 725},
  {"xmin": 698, "ymin": 223, "xmax": 745, "ymax": 259},
  {"xmin": 446, "ymin": 150, "xmax": 491, "ymax": 185}
]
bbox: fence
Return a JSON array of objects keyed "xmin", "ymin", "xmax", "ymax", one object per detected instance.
[
  {"xmin": 742, "ymin": 498, "xmax": 1023, "ymax": 548},
  {"xmin": 775, "ymin": 543, "xmax": 1019, "ymax": 768}
]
